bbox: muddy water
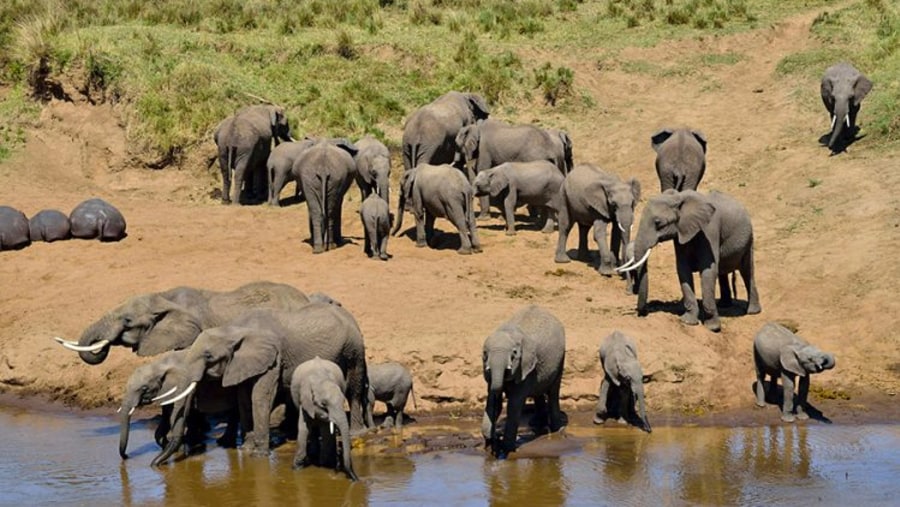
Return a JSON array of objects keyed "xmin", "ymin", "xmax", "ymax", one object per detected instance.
[{"xmin": 2, "ymin": 404, "xmax": 899, "ymax": 506}]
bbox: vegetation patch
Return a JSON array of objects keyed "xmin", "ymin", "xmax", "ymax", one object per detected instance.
[{"xmin": 810, "ymin": 384, "xmax": 851, "ymax": 401}]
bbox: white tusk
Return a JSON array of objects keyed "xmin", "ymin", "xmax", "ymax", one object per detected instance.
[
  {"xmin": 617, "ymin": 249, "xmax": 652, "ymax": 273},
  {"xmin": 330, "ymin": 422, "xmax": 334, "ymax": 434},
  {"xmin": 158, "ymin": 382, "xmax": 197, "ymax": 406},
  {"xmin": 150, "ymin": 386, "xmax": 178, "ymax": 402},
  {"xmin": 618, "ymin": 222, "xmax": 627, "ymax": 234},
  {"xmin": 830, "ymin": 115, "xmax": 836, "ymax": 130},
  {"xmin": 845, "ymin": 114, "xmax": 850, "ymax": 128},
  {"xmin": 129, "ymin": 407, "xmax": 135, "ymax": 416},
  {"xmin": 619, "ymin": 257, "xmax": 636, "ymax": 270},
  {"xmin": 54, "ymin": 337, "xmax": 110, "ymax": 353},
  {"xmin": 116, "ymin": 407, "xmax": 122, "ymax": 414}
]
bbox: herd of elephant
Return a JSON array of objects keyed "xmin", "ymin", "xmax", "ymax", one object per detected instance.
[{"xmin": 0, "ymin": 198, "xmax": 127, "ymax": 250}]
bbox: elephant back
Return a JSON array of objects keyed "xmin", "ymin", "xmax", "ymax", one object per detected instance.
[
  {"xmin": 69, "ymin": 198, "xmax": 127, "ymax": 241},
  {"xmin": 0, "ymin": 205, "xmax": 31, "ymax": 250}
]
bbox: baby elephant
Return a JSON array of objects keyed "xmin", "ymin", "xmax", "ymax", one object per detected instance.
[
  {"xmin": 593, "ymin": 331, "xmax": 651, "ymax": 433},
  {"xmin": 753, "ymin": 322, "xmax": 836, "ymax": 423},
  {"xmin": 70, "ymin": 198, "xmax": 127, "ymax": 241},
  {"xmin": 291, "ymin": 357, "xmax": 358, "ymax": 481},
  {"xmin": 359, "ymin": 193, "xmax": 391, "ymax": 260},
  {"xmin": 367, "ymin": 362, "xmax": 416, "ymax": 429},
  {"xmin": 29, "ymin": 209, "xmax": 71, "ymax": 242},
  {"xmin": 0, "ymin": 206, "xmax": 31, "ymax": 251},
  {"xmin": 472, "ymin": 160, "xmax": 564, "ymax": 235}
]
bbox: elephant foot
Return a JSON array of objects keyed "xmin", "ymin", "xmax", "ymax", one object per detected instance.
[
  {"xmin": 312, "ymin": 246, "xmax": 325, "ymax": 254},
  {"xmin": 415, "ymin": 241, "xmax": 427, "ymax": 248},
  {"xmin": 781, "ymin": 413, "xmax": 796, "ymax": 423},
  {"xmin": 477, "ymin": 213, "xmax": 491, "ymax": 222},
  {"xmin": 704, "ymin": 317, "xmax": 722, "ymax": 333},
  {"xmin": 615, "ymin": 417, "xmax": 628, "ymax": 425},
  {"xmin": 755, "ymin": 400, "xmax": 766, "ymax": 408},
  {"xmin": 505, "ymin": 230, "xmax": 516, "ymax": 236},
  {"xmin": 795, "ymin": 411, "xmax": 810, "ymax": 421},
  {"xmin": 292, "ymin": 457, "xmax": 310, "ymax": 470},
  {"xmin": 679, "ymin": 313, "xmax": 700, "ymax": 326},
  {"xmin": 554, "ymin": 254, "xmax": 571, "ymax": 264},
  {"xmin": 746, "ymin": 302, "xmax": 762, "ymax": 315},
  {"xmin": 592, "ymin": 413, "xmax": 607, "ymax": 425},
  {"xmin": 597, "ymin": 264, "xmax": 615, "ymax": 277},
  {"xmin": 457, "ymin": 247, "xmax": 473, "ymax": 255},
  {"xmin": 379, "ymin": 253, "xmax": 390, "ymax": 261},
  {"xmin": 217, "ymin": 434, "xmax": 238, "ymax": 448},
  {"xmin": 472, "ymin": 245, "xmax": 483, "ymax": 253},
  {"xmin": 249, "ymin": 445, "xmax": 271, "ymax": 457}
]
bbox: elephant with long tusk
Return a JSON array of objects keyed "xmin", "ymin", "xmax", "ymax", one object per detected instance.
[{"xmin": 619, "ymin": 189, "xmax": 760, "ymax": 332}]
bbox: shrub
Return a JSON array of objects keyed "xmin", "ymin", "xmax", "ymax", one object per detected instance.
[{"xmin": 533, "ymin": 62, "xmax": 574, "ymax": 106}]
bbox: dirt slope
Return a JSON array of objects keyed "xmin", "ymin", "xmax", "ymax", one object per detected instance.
[{"xmin": 0, "ymin": 6, "xmax": 897, "ymax": 424}]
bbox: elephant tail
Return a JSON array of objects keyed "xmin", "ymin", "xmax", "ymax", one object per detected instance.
[
  {"xmin": 411, "ymin": 384, "xmax": 418, "ymax": 410},
  {"xmin": 321, "ymin": 173, "xmax": 330, "ymax": 249},
  {"xmin": 403, "ymin": 142, "xmax": 420, "ymax": 172}
]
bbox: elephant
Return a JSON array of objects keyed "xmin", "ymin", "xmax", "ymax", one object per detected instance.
[
  {"xmin": 0, "ymin": 205, "xmax": 30, "ymax": 251},
  {"xmin": 753, "ymin": 322, "xmax": 835, "ymax": 422},
  {"xmin": 117, "ymin": 350, "xmax": 239, "ymax": 460},
  {"xmin": 359, "ymin": 193, "xmax": 391, "ymax": 260},
  {"xmin": 28, "ymin": 209, "xmax": 70, "ymax": 242},
  {"xmin": 544, "ymin": 128, "xmax": 574, "ymax": 175},
  {"xmin": 391, "ymin": 163, "xmax": 482, "ymax": 255},
  {"xmin": 456, "ymin": 119, "xmax": 570, "ymax": 219},
  {"xmin": 292, "ymin": 137, "xmax": 358, "ymax": 253},
  {"xmin": 821, "ymin": 62, "xmax": 872, "ymax": 152},
  {"xmin": 472, "ymin": 160, "xmax": 564, "ymax": 236},
  {"xmin": 367, "ymin": 361, "xmax": 416, "ymax": 429},
  {"xmin": 214, "ymin": 104, "xmax": 293, "ymax": 205},
  {"xmin": 69, "ymin": 198, "xmax": 126, "ymax": 241},
  {"xmin": 401, "ymin": 91, "xmax": 490, "ymax": 172},
  {"xmin": 618, "ymin": 189, "xmax": 761, "ymax": 332},
  {"xmin": 354, "ymin": 135, "xmax": 391, "ymax": 204},
  {"xmin": 290, "ymin": 356, "xmax": 358, "ymax": 481},
  {"xmin": 53, "ymin": 281, "xmax": 310, "ymax": 365},
  {"xmin": 482, "ymin": 305, "xmax": 566, "ymax": 458},
  {"xmin": 151, "ymin": 302, "xmax": 370, "ymax": 465},
  {"xmin": 267, "ymin": 140, "xmax": 311, "ymax": 206},
  {"xmin": 650, "ymin": 127, "xmax": 707, "ymax": 192},
  {"xmin": 593, "ymin": 331, "xmax": 651, "ymax": 433},
  {"xmin": 554, "ymin": 164, "xmax": 641, "ymax": 281}
]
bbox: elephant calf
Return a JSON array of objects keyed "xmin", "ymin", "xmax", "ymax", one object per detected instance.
[
  {"xmin": 69, "ymin": 198, "xmax": 127, "ymax": 241},
  {"xmin": 267, "ymin": 140, "xmax": 309, "ymax": 206},
  {"xmin": 650, "ymin": 127, "xmax": 707, "ymax": 192},
  {"xmin": 28, "ymin": 209, "xmax": 71, "ymax": 242},
  {"xmin": 0, "ymin": 205, "xmax": 31, "ymax": 251},
  {"xmin": 291, "ymin": 357, "xmax": 358, "ymax": 481},
  {"xmin": 472, "ymin": 160, "xmax": 564, "ymax": 236},
  {"xmin": 359, "ymin": 193, "xmax": 391, "ymax": 260},
  {"xmin": 753, "ymin": 322, "xmax": 835, "ymax": 423},
  {"xmin": 368, "ymin": 362, "xmax": 416, "ymax": 429},
  {"xmin": 593, "ymin": 331, "xmax": 651, "ymax": 433}
]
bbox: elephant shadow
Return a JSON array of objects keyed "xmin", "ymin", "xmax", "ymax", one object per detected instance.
[
  {"xmin": 750, "ymin": 380, "xmax": 832, "ymax": 424},
  {"xmin": 395, "ymin": 226, "xmax": 464, "ymax": 251},
  {"xmin": 273, "ymin": 194, "xmax": 306, "ymax": 207},
  {"xmin": 300, "ymin": 236, "xmax": 357, "ymax": 250},
  {"xmin": 370, "ymin": 413, "xmax": 418, "ymax": 429},
  {"xmin": 641, "ymin": 299, "xmax": 684, "ymax": 317},
  {"xmin": 478, "ymin": 211, "xmax": 549, "ymax": 233},
  {"xmin": 716, "ymin": 299, "xmax": 757, "ymax": 318},
  {"xmin": 642, "ymin": 297, "xmax": 755, "ymax": 318},
  {"xmin": 818, "ymin": 127, "xmax": 865, "ymax": 154},
  {"xmin": 495, "ymin": 400, "xmax": 570, "ymax": 448}
]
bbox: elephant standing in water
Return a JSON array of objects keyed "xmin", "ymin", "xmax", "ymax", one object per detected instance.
[
  {"xmin": 754, "ymin": 322, "xmax": 835, "ymax": 422},
  {"xmin": 367, "ymin": 361, "xmax": 416, "ymax": 429},
  {"xmin": 0, "ymin": 205, "xmax": 30, "ymax": 251},
  {"xmin": 650, "ymin": 127, "xmax": 707, "ymax": 192},
  {"xmin": 401, "ymin": 91, "xmax": 490, "ymax": 172},
  {"xmin": 291, "ymin": 357, "xmax": 358, "ymax": 481},
  {"xmin": 618, "ymin": 189, "xmax": 760, "ymax": 332},
  {"xmin": 593, "ymin": 331, "xmax": 651, "ymax": 433},
  {"xmin": 53, "ymin": 281, "xmax": 309, "ymax": 365},
  {"xmin": 821, "ymin": 62, "xmax": 872, "ymax": 152},
  {"xmin": 482, "ymin": 305, "xmax": 566, "ymax": 458},
  {"xmin": 215, "ymin": 104, "xmax": 293, "ymax": 204}
]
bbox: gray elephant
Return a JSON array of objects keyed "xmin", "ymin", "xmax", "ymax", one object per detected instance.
[
  {"xmin": 367, "ymin": 361, "xmax": 416, "ymax": 429},
  {"xmin": 544, "ymin": 128, "xmax": 574, "ymax": 175},
  {"xmin": 215, "ymin": 104, "xmax": 293, "ymax": 205},
  {"xmin": 456, "ymin": 119, "xmax": 570, "ymax": 218},
  {"xmin": 754, "ymin": 322, "xmax": 835, "ymax": 422},
  {"xmin": 482, "ymin": 305, "xmax": 566, "ymax": 458},
  {"xmin": 267, "ymin": 140, "xmax": 311, "ymax": 206},
  {"xmin": 472, "ymin": 161, "xmax": 564, "ymax": 236},
  {"xmin": 53, "ymin": 281, "xmax": 310, "ymax": 365},
  {"xmin": 391, "ymin": 163, "xmax": 482, "ymax": 255},
  {"xmin": 354, "ymin": 135, "xmax": 391, "ymax": 204},
  {"xmin": 28, "ymin": 209, "xmax": 70, "ymax": 242},
  {"xmin": 69, "ymin": 198, "xmax": 126, "ymax": 241},
  {"xmin": 650, "ymin": 127, "xmax": 707, "ymax": 192},
  {"xmin": 618, "ymin": 189, "xmax": 761, "ymax": 332},
  {"xmin": 117, "ymin": 350, "xmax": 238, "ymax": 460},
  {"xmin": 151, "ymin": 302, "xmax": 370, "ymax": 465},
  {"xmin": 593, "ymin": 331, "xmax": 651, "ymax": 433},
  {"xmin": 359, "ymin": 193, "xmax": 391, "ymax": 260},
  {"xmin": 401, "ymin": 91, "xmax": 490, "ymax": 172},
  {"xmin": 821, "ymin": 62, "xmax": 872, "ymax": 152},
  {"xmin": 0, "ymin": 205, "xmax": 30, "ymax": 251},
  {"xmin": 555, "ymin": 164, "xmax": 641, "ymax": 281},
  {"xmin": 293, "ymin": 138, "xmax": 358, "ymax": 254},
  {"xmin": 291, "ymin": 356, "xmax": 358, "ymax": 481}
]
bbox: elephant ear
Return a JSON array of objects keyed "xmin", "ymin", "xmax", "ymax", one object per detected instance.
[
  {"xmin": 854, "ymin": 74, "xmax": 873, "ymax": 105},
  {"xmin": 676, "ymin": 192, "xmax": 716, "ymax": 244},
  {"xmin": 518, "ymin": 330, "xmax": 538, "ymax": 383},
  {"xmin": 603, "ymin": 354, "xmax": 622, "ymax": 387},
  {"xmin": 133, "ymin": 296, "xmax": 203, "ymax": 357},
  {"xmin": 629, "ymin": 178, "xmax": 642, "ymax": 204},
  {"xmin": 456, "ymin": 124, "xmax": 480, "ymax": 155},
  {"xmin": 780, "ymin": 346, "xmax": 807, "ymax": 378},
  {"xmin": 690, "ymin": 130, "xmax": 708, "ymax": 154},
  {"xmin": 400, "ymin": 169, "xmax": 416, "ymax": 202},
  {"xmin": 268, "ymin": 107, "xmax": 285, "ymax": 130},
  {"xmin": 222, "ymin": 330, "xmax": 280, "ymax": 387},
  {"xmin": 331, "ymin": 138, "xmax": 359, "ymax": 158},
  {"xmin": 489, "ymin": 169, "xmax": 509, "ymax": 196},
  {"xmin": 467, "ymin": 93, "xmax": 491, "ymax": 119},
  {"xmin": 650, "ymin": 128, "xmax": 674, "ymax": 153}
]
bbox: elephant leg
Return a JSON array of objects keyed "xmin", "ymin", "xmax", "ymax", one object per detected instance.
[
  {"xmin": 554, "ymin": 207, "xmax": 573, "ymax": 263},
  {"xmin": 363, "ymin": 226, "xmax": 374, "ymax": 257},
  {"xmin": 308, "ymin": 192, "xmax": 326, "ymax": 254},
  {"xmin": 541, "ymin": 206, "xmax": 557, "ymax": 234},
  {"xmin": 293, "ymin": 415, "xmax": 311, "ymax": 469},
  {"xmin": 616, "ymin": 387, "xmax": 630, "ymax": 424},
  {"xmin": 448, "ymin": 202, "xmax": 475, "ymax": 255},
  {"xmin": 217, "ymin": 408, "xmax": 240, "ymax": 448},
  {"xmin": 270, "ymin": 168, "xmax": 287, "ymax": 207},
  {"xmin": 482, "ymin": 392, "xmax": 502, "ymax": 451},
  {"xmin": 478, "ymin": 194, "xmax": 491, "ymax": 221},
  {"xmin": 231, "ymin": 153, "xmax": 251, "ymax": 205},
  {"xmin": 219, "ymin": 149, "xmax": 233, "ymax": 205},
  {"xmin": 780, "ymin": 373, "xmax": 796, "ymax": 422},
  {"xmin": 594, "ymin": 377, "xmax": 611, "ymax": 424},
  {"xmin": 741, "ymin": 249, "xmax": 762, "ymax": 314},
  {"xmin": 155, "ymin": 405, "xmax": 173, "ymax": 447},
  {"xmin": 754, "ymin": 360, "xmax": 767, "ymax": 408},
  {"xmin": 412, "ymin": 208, "xmax": 426, "ymax": 247},
  {"xmin": 766, "ymin": 373, "xmax": 779, "ymax": 401},
  {"xmin": 796, "ymin": 376, "xmax": 810, "ymax": 420},
  {"xmin": 530, "ymin": 394, "xmax": 548, "ymax": 431},
  {"xmin": 718, "ymin": 273, "xmax": 733, "ymax": 307},
  {"xmin": 576, "ymin": 223, "xmax": 590, "ymax": 262},
  {"xmin": 676, "ymin": 253, "xmax": 700, "ymax": 326},
  {"xmin": 331, "ymin": 191, "xmax": 345, "ymax": 248},
  {"xmin": 547, "ymin": 378, "xmax": 563, "ymax": 433},
  {"xmin": 502, "ymin": 391, "xmax": 526, "ymax": 455},
  {"xmin": 424, "ymin": 213, "xmax": 437, "ymax": 247},
  {"xmin": 700, "ymin": 265, "xmax": 720, "ymax": 332},
  {"xmin": 247, "ymin": 368, "xmax": 279, "ymax": 456},
  {"xmin": 594, "ymin": 219, "xmax": 615, "ymax": 276},
  {"xmin": 378, "ymin": 232, "xmax": 390, "ymax": 260},
  {"xmin": 610, "ymin": 223, "xmax": 622, "ymax": 265},
  {"xmin": 503, "ymin": 191, "xmax": 517, "ymax": 235}
]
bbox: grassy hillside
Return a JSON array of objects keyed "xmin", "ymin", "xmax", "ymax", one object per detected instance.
[{"xmin": 0, "ymin": 0, "xmax": 897, "ymax": 164}]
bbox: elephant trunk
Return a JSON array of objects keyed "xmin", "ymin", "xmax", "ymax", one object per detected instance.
[
  {"xmin": 151, "ymin": 393, "xmax": 192, "ymax": 467},
  {"xmin": 821, "ymin": 353, "xmax": 836, "ymax": 371},
  {"xmin": 829, "ymin": 99, "xmax": 849, "ymax": 149},
  {"xmin": 391, "ymin": 188, "xmax": 406, "ymax": 236},
  {"xmin": 628, "ymin": 213, "xmax": 659, "ymax": 311},
  {"xmin": 118, "ymin": 406, "xmax": 134, "ymax": 459},
  {"xmin": 333, "ymin": 411, "xmax": 358, "ymax": 481},
  {"xmin": 632, "ymin": 380, "xmax": 651, "ymax": 433},
  {"xmin": 75, "ymin": 315, "xmax": 120, "ymax": 365}
]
